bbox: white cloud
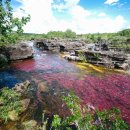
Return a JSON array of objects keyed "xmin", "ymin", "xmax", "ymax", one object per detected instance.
[
  {"xmin": 98, "ymin": 12, "xmax": 107, "ymax": 17},
  {"xmin": 14, "ymin": 0, "xmax": 127, "ymax": 34},
  {"xmin": 104, "ymin": 0, "xmax": 119, "ymax": 5},
  {"xmin": 70, "ymin": 5, "xmax": 91, "ymax": 19},
  {"xmin": 53, "ymin": 0, "xmax": 80, "ymax": 11},
  {"xmin": 70, "ymin": 15, "xmax": 126, "ymax": 34}
]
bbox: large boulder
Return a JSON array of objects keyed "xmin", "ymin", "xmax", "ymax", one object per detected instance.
[
  {"xmin": 34, "ymin": 39, "xmax": 86, "ymax": 52},
  {"xmin": 59, "ymin": 39, "xmax": 85, "ymax": 52},
  {"xmin": 34, "ymin": 39, "xmax": 60, "ymax": 52},
  {"xmin": 8, "ymin": 42, "xmax": 33, "ymax": 60}
]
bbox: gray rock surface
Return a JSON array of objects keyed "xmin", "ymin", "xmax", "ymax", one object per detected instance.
[
  {"xmin": 34, "ymin": 39, "xmax": 130, "ymax": 70},
  {"xmin": 8, "ymin": 42, "xmax": 33, "ymax": 60}
]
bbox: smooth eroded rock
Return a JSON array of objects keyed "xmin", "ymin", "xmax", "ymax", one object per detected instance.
[
  {"xmin": 38, "ymin": 82, "xmax": 49, "ymax": 92},
  {"xmin": 13, "ymin": 80, "xmax": 30, "ymax": 93},
  {"xmin": 8, "ymin": 42, "xmax": 33, "ymax": 60},
  {"xmin": 21, "ymin": 98, "xmax": 30, "ymax": 112}
]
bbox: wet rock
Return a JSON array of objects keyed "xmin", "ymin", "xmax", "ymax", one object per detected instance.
[
  {"xmin": 64, "ymin": 55, "xmax": 80, "ymax": 61},
  {"xmin": 21, "ymin": 98, "xmax": 30, "ymax": 112},
  {"xmin": 13, "ymin": 80, "xmax": 30, "ymax": 93},
  {"xmin": 0, "ymin": 54, "xmax": 8, "ymax": 68},
  {"xmin": 8, "ymin": 42, "xmax": 33, "ymax": 60},
  {"xmin": 75, "ymin": 50, "xmax": 130, "ymax": 70},
  {"xmin": 115, "ymin": 63, "xmax": 129, "ymax": 70},
  {"xmin": 34, "ymin": 39, "xmax": 130, "ymax": 70},
  {"xmin": 38, "ymin": 82, "xmax": 49, "ymax": 92}
]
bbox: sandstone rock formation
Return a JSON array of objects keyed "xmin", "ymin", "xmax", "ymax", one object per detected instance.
[
  {"xmin": 8, "ymin": 42, "xmax": 33, "ymax": 60},
  {"xmin": 13, "ymin": 80, "xmax": 30, "ymax": 93}
]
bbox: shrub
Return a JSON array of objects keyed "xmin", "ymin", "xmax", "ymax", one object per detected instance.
[
  {"xmin": 0, "ymin": 87, "xmax": 22, "ymax": 123},
  {"xmin": 51, "ymin": 92, "xmax": 129, "ymax": 130},
  {"xmin": 0, "ymin": 0, "xmax": 30, "ymax": 45}
]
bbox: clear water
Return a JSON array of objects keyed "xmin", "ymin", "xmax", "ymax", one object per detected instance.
[{"xmin": 0, "ymin": 42, "xmax": 130, "ymax": 124}]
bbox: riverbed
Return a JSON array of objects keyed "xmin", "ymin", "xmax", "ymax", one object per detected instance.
[{"xmin": 0, "ymin": 42, "xmax": 130, "ymax": 125}]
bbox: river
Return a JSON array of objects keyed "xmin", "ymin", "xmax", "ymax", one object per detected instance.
[{"xmin": 0, "ymin": 41, "xmax": 130, "ymax": 125}]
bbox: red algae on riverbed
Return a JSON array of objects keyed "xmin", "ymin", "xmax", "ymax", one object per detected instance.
[
  {"xmin": 33, "ymin": 72, "xmax": 130, "ymax": 123},
  {"xmin": 9, "ymin": 51, "xmax": 130, "ymax": 124}
]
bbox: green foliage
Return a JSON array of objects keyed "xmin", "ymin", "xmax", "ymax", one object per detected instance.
[
  {"xmin": 51, "ymin": 91, "xmax": 129, "ymax": 130},
  {"xmin": 0, "ymin": 54, "xmax": 8, "ymax": 68},
  {"xmin": 46, "ymin": 31, "xmax": 65, "ymax": 39},
  {"xmin": 93, "ymin": 53, "xmax": 100, "ymax": 61},
  {"xmin": 64, "ymin": 29, "xmax": 76, "ymax": 39},
  {"xmin": 52, "ymin": 115, "xmax": 62, "ymax": 129},
  {"xmin": 21, "ymin": 91, "xmax": 129, "ymax": 130},
  {"xmin": 0, "ymin": 0, "xmax": 30, "ymax": 45},
  {"xmin": 78, "ymin": 51, "xmax": 87, "ymax": 62},
  {"xmin": 46, "ymin": 29, "xmax": 76, "ymax": 39},
  {"xmin": 118, "ymin": 29, "xmax": 130, "ymax": 37},
  {"xmin": 0, "ymin": 87, "xmax": 22, "ymax": 123}
]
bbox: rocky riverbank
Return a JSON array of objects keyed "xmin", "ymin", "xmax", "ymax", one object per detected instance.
[
  {"xmin": 34, "ymin": 39, "xmax": 130, "ymax": 70},
  {"xmin": 0, "ymin": 42, "xmax": 33, "ymax": 68}
]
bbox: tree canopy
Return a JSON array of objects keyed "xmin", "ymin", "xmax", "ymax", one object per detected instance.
[{"xmin": 0, "ymin": 0, "xmax": 30, "ymax": 45}]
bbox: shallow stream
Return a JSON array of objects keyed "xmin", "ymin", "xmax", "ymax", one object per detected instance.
[{"xmin": 0, "ymin": 42, "xmax": 130, "ymax": 126}]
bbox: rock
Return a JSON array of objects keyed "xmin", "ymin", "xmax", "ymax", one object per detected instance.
[
  {"xmin": 13, "ymin": 80, "xmax": 30, "ymax": 93},
  {"xmin": 121, "ymin": 63, "xmax": 129, "ymax": 70},
  {"xmin": 20, "ymin": 98, "xmax": 30, "ymax": 112},
  {"xmin": 108, "ymin": 52, "xmax": 128, "ymax": 62},
  {"xmin": 38, "ymin": 82, "xmax": 48, "ymax": 92},
  {"xmin": 8, "ymin": 110, "xmax": 19, "ymax": 121},
  {"xmin": 34, "ymin": 39, "xmax": 60, "ymax": 52},
  {"xmin": 115, "ymin": 63, "xmax": 129, "ymax": 70},
  {"xmin": 0, "ymin": 54, "xmax": 8, "ymax": 68},
  {"xmin": 22, "ymin": 120, "xmax": 37, "ymax": 128},
  {"xmin": 64, "ymin": 55, "xmax": 80, "ymax": 61},
  {"xmin": 8, "ymin": 42, "xmax": 33, "ymax": 60},
  {"xmin": 34, "ymin": 39, "xmax": 130, "ymax": 70},
  {"xmin": 35, "ymin": 39, "xmax": 86, "ymax": 52}
]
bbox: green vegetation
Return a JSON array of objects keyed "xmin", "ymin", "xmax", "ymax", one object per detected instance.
[
  {"xmin": 23, "ymin": 92, "xmax": 129, "ymax": 130},
  {"xmin": 0, "ymin": 87, "xmax": 129, "ymax": 129},
  {"xmin": 0, "ymin": 0, "xmax": 30, "ymax": 45},
  {"xmin": 19, "ymin": 29, "xmax": 77, "ymax": 41},
  {"xmin": 77, "ymin": 50, "xmax": 87, "ymax": 62},
  {"xmin": 17, "ymin": 28, "xmax": 130, "ymax": 53},
  {"xmin": 51, "ymin": 91, "xmax": 129, "ymax": 130},
  {"xmin": 0, "ymin": 87, "xmax": 22, "ymax": 123},
  {"xmin": 0, "ymin": 54, "xmax": 8, "ymax": 68},
  {"xmin": 0, "ymin": 0, "xmax": 130, "ymax": 51}
]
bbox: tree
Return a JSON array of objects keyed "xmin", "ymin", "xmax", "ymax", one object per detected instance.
[
  {"xmin": 118, "ymin": 29, "xmax": 130, "ymax": 37},
  {"xmin": 64, "ymin": 29, "xmax": 76, "ymax": 39},
  {"xmin": 0, "ymin": 0, "xmax": 30, "ymax": 45}
]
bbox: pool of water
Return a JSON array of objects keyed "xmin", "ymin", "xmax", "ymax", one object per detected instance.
[{"xmin": 0, "ymin": 42, "xmax": 130, "ymax": 124}]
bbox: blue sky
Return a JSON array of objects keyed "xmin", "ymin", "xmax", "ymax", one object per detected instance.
[{"xmin": 11, "ymin": 0, "xmax": 130, "ymax": 34}]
